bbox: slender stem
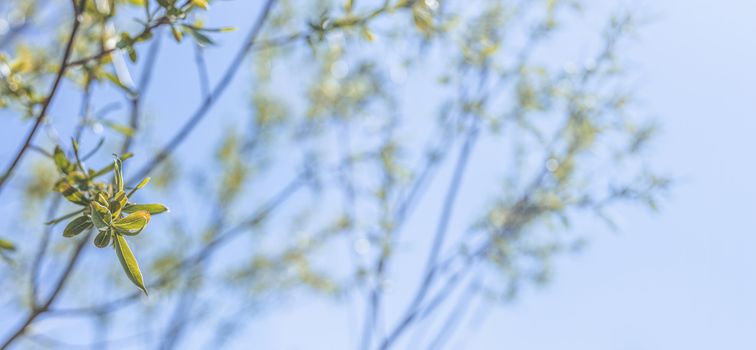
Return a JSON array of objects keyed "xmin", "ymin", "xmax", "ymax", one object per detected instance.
[
  {"xmin": 121, "ymin": 30, "xmax": 163, "ymax": 155},
  {"xmin": 380, "ymin": 124, "xmax": 480, "ymax": 350}
]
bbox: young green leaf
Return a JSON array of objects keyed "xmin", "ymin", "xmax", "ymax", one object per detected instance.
[
  {"xmin": 113, "ymin": 211, "xmax": 150, "ymax": 235},
  {"xmin": 97, "ymin": 192, "xmax": 110, "ymax": 206},
  {"xmin": 192, "ymin": 0, "xmax": 209, "ymax": 10},
  {"xmin": 114, "ymin": 234, "xmax": 148, "ymax": 295},
  {"xmin": 123, "ymin": 203, "xmax": 169, "ymax": 215},
  {"xmin": 110, "ymin": 190, "xmax": 128, "ymax": 217},
  {"xmin": 0, "ymin": 238, "xmax": 15, "ymax": 252},
  {"xmin": 185, "ymin": 26, "xmax": 214, "ymax": 46},
  {"xmin": 103, "ymin": 120, "xmax": 136, "ymax": 137},
  {"xmin": 171, "ymin": 25, "xmax": 183, "ymax": 42},
  {"xmin": 94, "ymin": 230, "xmax": 112, "ymax": 248},
  {"xmin": 53, "ymin": 146, "xmax": 75, "ymax": 174},
  {"xmin": 53, "ymin": 181, "xmax": 87, "ymax": 205},
  {"xmin": 114, "ymin": 158, "xmax": 124, "ymax": 193},
  {"xmin": 63, "ymin": 216, "xmax": 92, "ymax": 237},
  {"xmin": 127, "ymin": 177, "xmax": 151, "ymax": 197},
  {"xmin": 90, "ymin": 201, "xmax": 112, "ymax": 229}
]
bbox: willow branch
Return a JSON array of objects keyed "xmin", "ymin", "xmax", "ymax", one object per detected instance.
[
  {"xmin": 0, "ymin": 0, "xmax": 86, "ymax": 199},
  {"xmin": 130, "ymin": 0, "xmax": 278, "ymax": 183}
]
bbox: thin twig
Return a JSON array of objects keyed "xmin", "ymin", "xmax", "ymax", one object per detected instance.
[
  {"xmin": 130, "ymin": 0, "xmax": 278, "ymax": 184},
  {"xmin": 1, "ymin": 231, "xmax": 91, "ymax": 349}
]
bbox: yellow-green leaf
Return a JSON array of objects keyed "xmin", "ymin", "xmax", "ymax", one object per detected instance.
[
  {"xmin": 90, "ymin": 201, "xmax": 112, "ymax": 229},
  {"xmin": 171, "ymin": 25, "xmax": 183, "ymax": 42},
  {"xmin": 192, "ymin": 0, "xmax": 209, "ymax": 9},
  {"xmin": 63, "ymin": 216, "xmax": 92, "ymax": 237},
  {"xmin": 114, "ymin": 234, "xmax": 147, "ymax": 295},
  {"xmin": 127, "ymin": 177, "xmax": 150, "ymax": 197},
  {"xmin": 113, "ymin": 158, "xmax": 124, "ymax": 193},
  {"xmin": 123, "ymin": 203, "xmax": 169, "ymax": 215},
  {"xmin": 54, "ymin": 180, "xmax": 87, "ymax": 205},
  {"xmin": 0, "ymin": 238, "xmax": 15, "ymax": 252},
  {"xmin": 103, "ymin": 121, "xmax": 135, "ymax": 137},
  {"xmin": 53, "ymin": 146, "xmax": 75, "ymax": 174},
  {"xmin": 110, "ymin": 190, "xmax": 128, "ymax": 217},
  {"xmin": 113, "ymin": 211, "xmax": 150, "ymax": 235}
]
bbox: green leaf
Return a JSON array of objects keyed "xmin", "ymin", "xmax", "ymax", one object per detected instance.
[
  {"xmin": 0, "ymin": 238, "xmax": 15, "ymax": 252},
  {"xmin": 63, "ymin": 216, "xmax": 92, "ymax": 237},
  {"xmin": 109, "ymin": 190, "xmax": 128, "ymax": 217},
  {"xmin": 102, "ymin": 72, "xmax": 136, "ymax": 94},
  {"xmin": 114, "ymin": 158, "xmax": 124, "ymax": 193},
  {"xmin": 90, "ymin": 201, "xmax": 112, "ymax": 229},
  {"xmin": 185, "ymin": 26, "xmax": 214, "ymax": 46},
  {"xmin": 53, "ymin": 146, "xmax": 75, "ymax": 174},
  {"xmin": 103, "ymin": 120, "xmax": 136, "ymax": 137},
  {"xmin": 94, "ymin": 230, "xmax": 112, "ymax": 248},
  {"xmin": 53, "ymin": 180, "xmax": 87, "ymax": 205},
  {"xmin": 127, "ymin": 177, "xmax": 150, "ymax": 197},
  {"xmin": 97, "ymin": 192, "xmax": 109, "ymax": 206},
  {"xmin": 171, "ymin": 24, "xmax": 183, "ymax": 42},
  {"xmin": 192, "ymin": 0, "xmax": 208, "ymax": 9},
  {"xmin": 127, "ymin": 47, "xmax": 138, "ymax": 63},
  {"xmin": 114, "ymin": 234, "xmax": 148, "ymax": 295},
  {"xmin": 123, "ymin": 203, "xmax": 169, "ymax": 215},
  {"xmin": 113, "ymin": 211, "xmax": 150, "ymax": 235}
]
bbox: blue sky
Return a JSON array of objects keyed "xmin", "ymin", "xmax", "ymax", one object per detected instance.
[
  {"xmin": 458, "ymin": 1, "xmax": 756, "ymax": 349},
  {"xmin": 2, "ymin": 0, "xmax": 755, "ymax": 349},
  {"xmin": 246, "ymin": 1, "xmax": 756, "ymax": 348}
]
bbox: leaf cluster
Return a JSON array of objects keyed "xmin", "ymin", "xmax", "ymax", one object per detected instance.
[{"xmin": 47, "ymin": 142, "xmax": 168, "ymax": 294}]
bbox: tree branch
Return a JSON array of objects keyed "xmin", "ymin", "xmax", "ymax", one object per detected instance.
[
  {"xmin": 0, "ymin": 0, "xmax": 86, "ymax": 199},
  {"xmin": 130, "ymin": 0, "xmax": 278, "ymax": 183}
]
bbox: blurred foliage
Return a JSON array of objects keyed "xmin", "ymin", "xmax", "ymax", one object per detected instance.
[{"xmin": 0, "ymin": 0, "xmax": 667, "ymax": 348}]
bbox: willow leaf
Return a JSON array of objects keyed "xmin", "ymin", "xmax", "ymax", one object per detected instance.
[
  {"xmin": 113, "ymin": 211, "xmax": 150, "ymax": 235},
  {"xmin": 114, "ymin": 234, "xmax": 148, "ymax": 295},
  {"xmin": 63, "ymin": 216, "xmax": 92, "ymax": 237},
  {"xmin": 123, "ymin": 203, "xmax": 168, "ymax": 215},
  {"xmin": 94, "ymin": 230, "xmax": 112, "ymax": 248}
]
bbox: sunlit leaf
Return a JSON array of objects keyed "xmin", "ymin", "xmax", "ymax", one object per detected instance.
[
  {"xmin": 127, "ymin": 177, "xmax": 150, "ymax": 197},
  {"xmin": 102, "ymin": 72, "xmax": 136, "ymax": 94},
  {"xmin": 53, "ymin": 180, "xmax": 87, "ymax": 205},
  {"xmin": 114, "ymin": 234, "xmax": 148, "ymax": 295},
  {"xmin": 171, "ymin": 25, "xmax": 183, "ymax": 42},
  {"xmin": 192, "ymin": 0, "xmax": 209, "ymax": 10},
  {"xmin": 113, "ymin": 211, "xmax": 150, "ymax": 235},
  {"xmin": 53, "ymin": 146, "xmax": 75, "ymax": 174},
  {"xmin": 0, "ymin": 238, "xmax": 15, "ymax": 252},
  {"xmin": 110, "ymin": 190, "xmax": 128, "ymax": 217},
  {"xmin": 90, "ymin": 201, "xmax": 112, "ymax": 229},
  {"xmin": 114, "ymin": 158, "xmax": 124, "ymax": 193},
  {"xmin": 123, "ymin": 203, "xmax": 169, "ymax": 215},
  {"xmin": 103, "ymin": 120, "xmax": 135, "ymax": 137}
]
